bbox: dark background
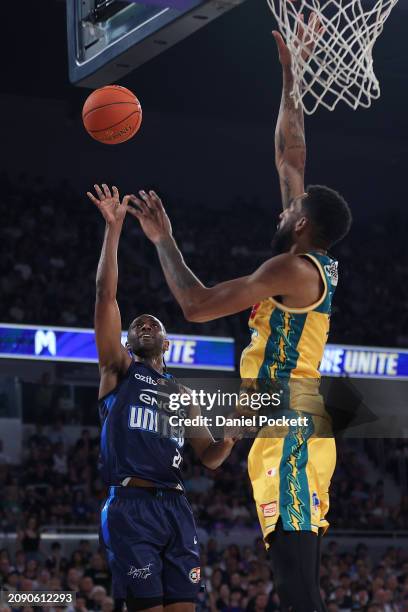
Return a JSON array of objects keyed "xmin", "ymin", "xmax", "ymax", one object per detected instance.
[
  {"xmin": 1, "ymin": 0, "xmax": 407, "ymax": 350},
  {"xmin": 1, "ymin": 0, "xmax": 408, "ymax": 210},
  {"xmin": 0, "ymin": 8, "xmax": 407, "ymax": 610}
]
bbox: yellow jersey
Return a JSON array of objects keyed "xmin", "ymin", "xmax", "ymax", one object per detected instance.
[
  {"xmin": 242, "ymin": 252, "xmax": 339, "ymax": 537},
  {"xmin": 240, "ymin": 252, "xmax": 338, "ymax": 416}
]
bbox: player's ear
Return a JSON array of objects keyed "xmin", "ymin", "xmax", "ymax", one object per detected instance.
[
  {"xmin": 295, "ymin": 216, "xmax": 308, "ymax": 233},
  {"xmin": 163, "ymin": 339, "xmax": 170, "ymax": 353}
]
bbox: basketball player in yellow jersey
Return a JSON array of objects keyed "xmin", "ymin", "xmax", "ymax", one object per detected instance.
[{"xmin": 126, "ymin": 23, "xmax": 352, "ymax": 612}]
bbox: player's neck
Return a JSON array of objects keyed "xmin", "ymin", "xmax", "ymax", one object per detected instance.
[
  {"xmin": 134, "ymin": 354, "xmax": 164, "ymax": 374},
  {"xmin": 290, "ymin": 243, "xmax": 327, "ymax": 256}
]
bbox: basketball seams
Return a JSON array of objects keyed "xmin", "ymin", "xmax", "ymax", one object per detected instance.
[
  {"xmin": 82, "ymin": 101, "xmax": 141, "ymax": 120},
  {"xmin": 88, "ymin": 109, "xmax": 141, "ymax": 134},
  {"xmin": 82, "ymin": 85, "xmax": 142, "ymax": 144}
]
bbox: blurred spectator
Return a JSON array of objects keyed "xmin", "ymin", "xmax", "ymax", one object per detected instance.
[
  {"xmin": 84, "ymin": 554, "xmax": 110, "ymax": 591},
  {"xmin": 0, "ymin": 440, "xmax": 11, "ymax": 466},
  {"xmin": 1, "ymin": 174, "xmax": 408, "ymax": 352},
  {"xmin": 45, "ymin": 542, "xmax": 69, "ymax": 575},
  {"xmin": 0, "ymin": 527, "xmax": 407, "ymax": 611},
  {"xmin": 17, "ymin": 516, "xmax": 41, "ymax": 561}
]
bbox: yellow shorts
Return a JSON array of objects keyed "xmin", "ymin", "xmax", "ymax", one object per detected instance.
[{"xmin": 248, "ymin": 413, "xmax": 336, "ymax": 545}]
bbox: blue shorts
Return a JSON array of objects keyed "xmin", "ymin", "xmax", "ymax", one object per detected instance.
[{"xmin": 100, "ymin": 486, "xmax": 201, "ymax": 601}]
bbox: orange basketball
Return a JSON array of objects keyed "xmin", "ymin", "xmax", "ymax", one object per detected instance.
[{"xmin": 82, "ymin": 85, "xmax": 142, "ymax": 145}]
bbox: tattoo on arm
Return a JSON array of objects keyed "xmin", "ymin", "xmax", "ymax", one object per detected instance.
[
  {"xmin": 275, "ymin": 67, "xmax": 306, "ymax": 209},
  {"xmin": 155, "ymin": 236, "xmax": 206, "ymax": 316},
  {"xmin": 156, "ymin": 238, "xmax": 199, "ymax": 291}
]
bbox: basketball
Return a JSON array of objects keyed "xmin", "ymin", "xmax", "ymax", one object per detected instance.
[{"xmin": 82, "ymin": 85, "xmax": 142, "ymax": 145}]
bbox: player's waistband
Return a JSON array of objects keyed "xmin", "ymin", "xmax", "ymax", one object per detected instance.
[{"xmin": 107, "ymin": 485, "xmax": 184, "ymax": 499}]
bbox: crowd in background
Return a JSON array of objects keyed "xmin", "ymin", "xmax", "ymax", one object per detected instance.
[
  {"xmin": 1, "ymin": 173, "xmax": 408, "ymax": 609},
  {"xmin": 0, "ymin": 530, "xmax": 408, "ymax": 611},
  {"xmin": 1, "ymin": 173, "xmax": 408, "ymax": 354},
  {"xmin": 0, "ymin": 425, "xmax": 407, "ymax": 535}
]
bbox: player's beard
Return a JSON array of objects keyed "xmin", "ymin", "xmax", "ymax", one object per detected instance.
[
  {"xmin": 270, "ymin": 224, "xmax": 295, "ymax": 255},
  {"xmin": 128, "ymin": 337, "xmax": 164, "ymax": 360}
]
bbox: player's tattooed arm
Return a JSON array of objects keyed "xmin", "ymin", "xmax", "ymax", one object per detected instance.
[
  {"xmin": 273, "ymin": 16, "xmax": 323, "ymax": 209},
  {"xmin": 88, "ymin": 184, "xmax": 131, "ymax": 391},
  {"xmin": 127, "ymin": 191, "xmax": 316, "ymax": 321},
  {"xmin": 127, "ymin": 190, "xmax": 206, "ymax": 316},
  {"xmin": 273, "ymin": 31, "xmax": 306, "ymax": 210}
]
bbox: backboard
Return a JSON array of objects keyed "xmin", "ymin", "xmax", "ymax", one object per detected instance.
[{"xmin": 67, "ymin": 0, "xmax": 245, "ymax": 87}]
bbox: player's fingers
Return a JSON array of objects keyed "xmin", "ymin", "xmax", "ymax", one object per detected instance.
[
  {"xmin": 148, "ymin": 191, "xmax": 163, "ymax": 210},
  {"xmin": 310, "ymin": 13, "xmax": 320, "ymax": 40},
  {"xmin": 126, "ymin": 205, "xmax": 142, "ymax": 220},
  {"xmin": 122, "ymin": 195, "xmax": 130, "ymax": 208},
  {"xmin": 297, "ymin": 13, "xmax": 305, "ymax": 41},
  {"xmin": 102, "ymin": 183, "xmax": 112, "ymax": 199},
  {"xmin": 139, "ymin": 190, "xmax": 154, "ymax": 210},
  {"xmin": 129, "ymin": 194, "xmax": 149, "ymax": 215},
  {"xmin": 272, "ymin": 30, "xmax": 285, "ymax": 50},
  {"xmin": 112, "ymin": 186, "xmax": 120, "ymax": 201},
  {"xmin": 87, "ymin": 192, "xmax": 100, "ymax": 207},
  {"xmin": 128, "ymin": 194, "xmax": 144, "ymax": 207},
  {"xmin": 312, "ymin": 12, "xmax": 323, "ymax": 33},
  {"xmin": 94, "ymin": 184, "xmax": 104, "ymax": 200}
]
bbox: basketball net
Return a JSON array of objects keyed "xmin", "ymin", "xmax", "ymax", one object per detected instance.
[{"xmin": 267, "ymin": 0, "xmax": 399, "ymax": 114}]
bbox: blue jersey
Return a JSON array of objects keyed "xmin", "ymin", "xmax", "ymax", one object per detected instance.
[{"xmin": 98, "ymin": 361, "xmax": 185, "ymax": 489}]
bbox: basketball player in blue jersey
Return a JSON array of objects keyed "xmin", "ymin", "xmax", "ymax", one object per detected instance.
[
  {"xmin": 87, "ymin": 184, "xmax": 238, "ymax": 612},
  {"xmin": 125, "ymin": 21, "xmax": 353, "ymax": 612}
]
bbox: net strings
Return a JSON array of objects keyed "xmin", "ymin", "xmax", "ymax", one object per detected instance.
[{"xmin": 267, "ymin": 0, "xmax": 399, "ymax": 114}]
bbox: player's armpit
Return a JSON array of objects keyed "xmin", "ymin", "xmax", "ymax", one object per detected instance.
[{"xmin": 185, "ymin": 253, "xmax": 310, "ymax": 322}]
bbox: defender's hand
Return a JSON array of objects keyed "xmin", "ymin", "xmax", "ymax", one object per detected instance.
[
  {"xmin": 87, "ymin": 184, "xmax": 129, "ymax": 226},
  {"xmin": 273, "ymin": 11, "xmax": 324, "ymax": 65},
  {"xmin": 127, "ymin": 190, "xmax": 173, "ymax": 245}
]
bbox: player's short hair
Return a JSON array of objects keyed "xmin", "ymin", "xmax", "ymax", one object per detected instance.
[{"xmin": 302, "ymin": 185, "xmax": 352, "ymax": 248}]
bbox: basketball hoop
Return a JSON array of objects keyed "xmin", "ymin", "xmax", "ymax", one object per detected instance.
[{"xmin": 267, "ymin": 0, "xmax": 399, "ymax": 114}]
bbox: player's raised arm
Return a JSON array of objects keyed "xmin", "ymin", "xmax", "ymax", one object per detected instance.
[
  {"xmin": 273, "ymin": 15, "xmax": 323, "ymax": 209},
  {"xmin": 273, "ymin": 29, "xmax": 306, "ymax": 210},
  {"xmin": 126, "ymin": 190, "xmax": 318, "ymax": 322},
  {"xmin": 87, "ymin": 184, "xmax": 131, "ymax": 396}
]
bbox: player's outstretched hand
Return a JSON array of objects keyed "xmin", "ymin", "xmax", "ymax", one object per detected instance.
[
  {"xmin": 127, "ymin": 190, "xmax": 173, "ymax": 245},
  {"xmin": 87, "ymin": 184, "xmax": 129, "ymax": 226},
  {"xmin": 272, "ymin": 11, "xmax": 324, "ymax": 65}
]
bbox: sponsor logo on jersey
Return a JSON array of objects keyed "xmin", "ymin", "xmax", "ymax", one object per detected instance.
[
  {"xmin": 139, "ymin": 389, "xmax": 158, "ymax": 407},
  {"xmin": 128, "ymin": 406, "xmax": 158, "ymax": 432},
  {"xmin": 128, "ymin": 563, "xmax": 153, "ymax": 579},
  {"xmin": 134, "ymin": 373, "xmax": 158, "ymax": 385},
  {"xmin": 260, "ymin": 501, "xmax": 277, "ymax": 517},
  {"xmin": 324, "ymin": 261, "xmax": 338, "ymax": 287},
  {"xmin": 312, "ymin": 492, "xmax": 320, "ymax": 512},
  {"xmin": 189, "ymin": 567, "xmax": 201, "ymax": 584}
]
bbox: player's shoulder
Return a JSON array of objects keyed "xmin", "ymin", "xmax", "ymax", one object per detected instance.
[{"xmin": 265, "ymin": 252, "xmax": 318, "ymax": 278}]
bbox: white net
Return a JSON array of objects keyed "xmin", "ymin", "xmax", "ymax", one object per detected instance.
[{"xmin": 267, "ymin": 0, "xmax": 399, "ymax": 114}]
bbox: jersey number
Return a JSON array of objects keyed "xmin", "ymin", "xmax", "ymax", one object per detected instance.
[{"xmin": 172, "ymin": 449, "xmax": 182, "ymax": 469}]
